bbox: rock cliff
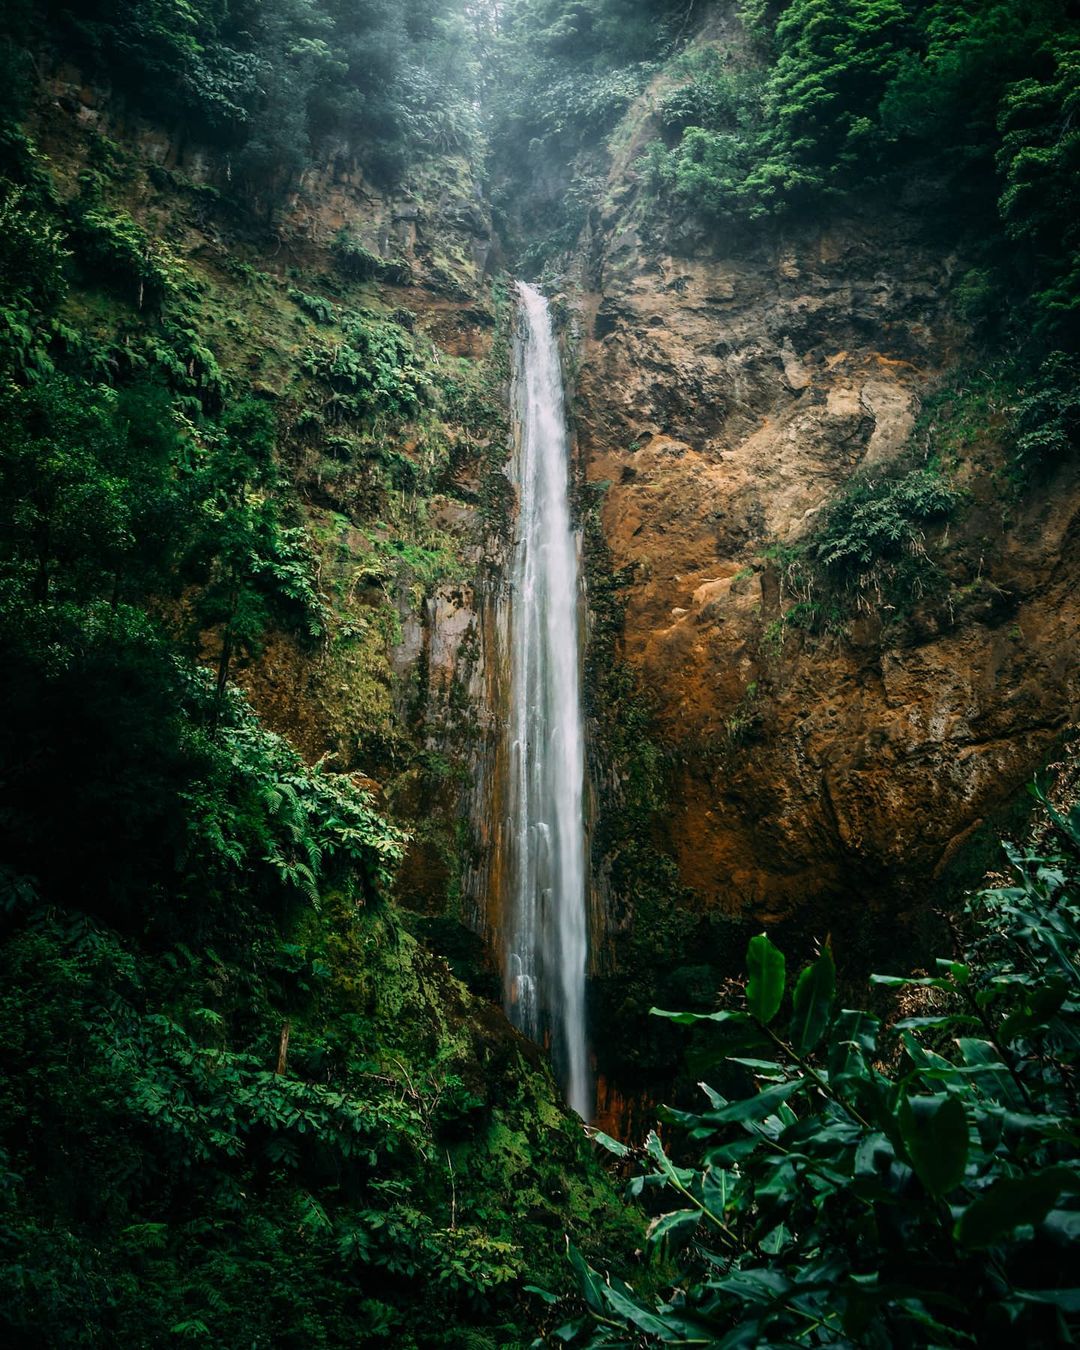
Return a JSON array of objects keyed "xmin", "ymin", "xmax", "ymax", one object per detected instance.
[{"xmin": 567, "ymin": 65, "xmax": 1079, "ymax": 966}]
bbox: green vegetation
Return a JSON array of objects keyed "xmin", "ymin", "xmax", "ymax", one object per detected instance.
[
  {"xmin": 0, "ymin": 9, "xmax": 639, "ymax": 1345},
  {"xmin": 332, "ymin": 231, "xmax": 413, "ymax": 287},
  {"xmin": 758, "ymin": 464, "xmax": 962, "ymax": 639},
  {"xmin": 486, "ymin": 0, "xmax": 697, "ymax": 267},
  {"xmin": 0, "ymin": 110, "xmax": 615, "ymax": 1342},
  {"xmin": 302, "ymin": 309, "xmax": 433, "ymax": 422},
  {"xmin": 1, "ymin": 1, "xmax": 1078, "ymax": 1345},
  {"xmin": 641, "ymin": 0, "xmax": 1080, "ymax": 341},
  {"xmin": 3, "ymin": 0, "xmax": 483, "ymax": 196},
  {"xmin": 1011, "ymin": 351, "xmax": 1080, "ymax": 481},
  {"xmin": 810, "ymin": 469, "xmax": 959, "ymax": 582},
  {"xmin": 547, "ymin": 792, "xmax": 1080, "ymax": 1346}
]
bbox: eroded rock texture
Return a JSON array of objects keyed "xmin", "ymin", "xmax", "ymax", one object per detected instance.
[{"xmin": 571, "ymin": 203, "xmax": 1079, "ymax": 936}]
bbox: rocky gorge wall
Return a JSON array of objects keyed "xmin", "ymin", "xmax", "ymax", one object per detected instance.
[
  {"xmin": 34, "ymin": 61, "xmax": 528, "ymax": 990},
  {"xmin": 557, "ymin": 29, "xmax": 1080, "ymax": 998},
  {"xmin": 467, "ymin": 6, "xmax": 1077, "ymax": 1123},
  {"xmin": 33, "ymin": 17, "xmax": 1080, "ymax": 1131},
  {"xmin": 574, "ymin": 209, "xmax": 1078, "ymax": 921}
]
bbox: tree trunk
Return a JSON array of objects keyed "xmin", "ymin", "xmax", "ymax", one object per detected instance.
[
  {"xmin": 275, "ymin": 1021, "xmax": 291, "ymax": 1076},
  {"xmin": 210, "ymin": 584, "xmax": 239, "ymax": 732}
]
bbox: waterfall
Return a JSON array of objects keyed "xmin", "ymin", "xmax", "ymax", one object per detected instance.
[{"xmin": 503, "ymin": 281, "xmax": 591, "ymax": 1120}]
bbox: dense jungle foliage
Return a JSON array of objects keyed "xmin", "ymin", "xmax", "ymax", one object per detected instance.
[
  {"xmin": 0, "ymin": 0, "xmax": 1077, "ymax": 1345},
  {"xmin": 546, "ymin": 792, "xmax": 1080, "ymax": 1346},
  {"xmin": 1, "ymin": 0, "xmax": 484, "ymax": 192},
  {"xmin": 0, "ymin": 4, "xmax": 634, "ymax": 1345},
  {"xmin": 636, "ymin": 0, "xmax": 1080, "ymax": 344}
]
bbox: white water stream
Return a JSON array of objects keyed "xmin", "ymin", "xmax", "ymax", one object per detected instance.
[{"xmin": 503, "ymin": 282, "xmax": 591, "ymax": 1119}]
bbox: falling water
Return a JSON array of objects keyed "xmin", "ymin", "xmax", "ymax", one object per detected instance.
[{"xmin": 503, "ymin": 281, "xmax": 591, "ymax": 1119}]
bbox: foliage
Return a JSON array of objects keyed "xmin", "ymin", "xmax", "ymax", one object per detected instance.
[
  {"xmin": 303, "ymin": 309, "xmax": 433, "ymax": 422},
  {"xmin": 288, "ymin": 286, "xmax": 335, "ymax": 324},
  {"xmin": 904, "ymin": 354, "xmax": 1080, "ymax": 490},
  {"xmin": 997, "ymin": 37, "xmax": 1080, "ymax": 334},
  {"xmin": 0, "ymin": 170, "xmax": 71, "ymax": 377},
  {"xmin": 0, "ymin": 377, "xmax": 188, "ymax": 606},
  {"xmin": 557, "ymin": 797, "xmax": 1080, "ymax": 1347},
  {"xmin": 634, "ymin": 0, "xmax": 1079, "ymax": 341},
  {"xmin": 655, "ymin": 51, "xmax": 762, "ymax": 138},
  {"xmin": 332, "ymin": 231, "xmax": 413, "ymax": 287},
  {"xmin": 756, "ymin": 0, "xmax": 909, "ymax": 202},
  {"xmin": 0, "ymin": 179, "xmax": 68, "ymax": 311},
  {"xmin": 809, "ymin": 468, "xmax": 959, "ymax": 586},
  {"xmin": 0, "ymin": 577, "xmax": 631, "ymax": 1343},
  {"xmin": 0, "ymin": 244, "xmax": 629, "ymax": 1350},
  {"xmin": 69, "ymin": 191, "xmax": 178, "ymax": 309},
  {"xmin": 766, "ymin": 468, "xmax": 961, "ymax": 634},
  {"xmin": 646, "ymin": 0, "xmax": 908, "ymax": 216},
  {"xmin": 8, "ymin": 0, "xmax": 484, "ymax": 194},
  {"xmin": 1010, "ymin": 351, "xmax": 1080, "ymax": 481},
  {"xmin": 0, "ymin": 25, "xmax": 651, "ymax": 1347}
]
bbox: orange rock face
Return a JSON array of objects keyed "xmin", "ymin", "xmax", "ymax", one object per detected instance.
[{"xmin": 570, "ymin": 209, "xmax": 1080, "ymax": 937}]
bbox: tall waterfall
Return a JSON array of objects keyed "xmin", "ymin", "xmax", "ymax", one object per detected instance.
[{"xmin": 503, "ymin": 282, "xmax": 591, "ymax": 1120}]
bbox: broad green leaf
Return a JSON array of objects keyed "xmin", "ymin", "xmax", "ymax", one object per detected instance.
[
  {"xmin": 567, "ymin": 1242, "xmax": 607, "ymax": 1316},
  {"xmin": 956, "ymin": 1167, "xmax": 1079, "ymax": 1247},
  {"xmin": 726, "ymin": 1056, "xmax": 786, "ymax": 1080},
  {"xmin": 651, "ymin": 1007, "xmax": 752, "ymax": 1027},
  {"xmin": 647, "ymin": 1208, "xmax": 701, "ymax": 1247},
  {"xmin": 955, "ymin": 1038, "xmax": 1023, "ymax": 1106},
  {"xmin": 704, "ymin": 1137, "xmax": 760, "ymax": 1167},
  {"xmin": 760, "ymin": 1222, "xmax": 789, "ymax": 1254},
  {"xmin": 829, "ymin": 1010, "xmax": 880, "ymax": 1085},
  {"xmin": 999, "ymin": 976, "xmax": 1069, "ymax": 1042},
  {"xmin": 709, "ymin": 1267, "xmax": 792, "ymax": 1301},
  {"xmin": 894, "ymin": 1014, "xmax": 980, "ymax": 1031},
  {"xmin": 589, "ymin": 1127, "xmax": 630, "ymax": 1158},
  {"xmin": 645, "ymin": 1130, "xmax": 696, "ymax": 1186},
  {"xmin": 701, "ymin": 1166, "xmax": 731, "ymax": 1217},
  {"xmin": 1040, "ymin": 1208, "xmax": 1080, "ymax": 1243},
  {"xmin": 598, "ymin": 1277, "xmax": 674, "ymax": 1337},
  {"xmin": 898, "ymin": 1092, "xmax": 968, "ymax": 1197},
  {"xmin": 895, "ymin": 1298, "xmax": 978, "ymax": 1342},
  {"xmin": 956, "ymin": 1038, "xmax": 1006, "ymax": 1067},
  {"xmin": 901, "ymin": 1031, "xmax": 958, "ymax": 1079},
  {"xmin": 746, "ymin": 933, "xmax": 785, "ymax": 1024},
  {"xmin": 1014, "ymin": 1288, "xmax": 1080, "ymax": 1313},
  {"xmin": 755, "ymin": 1156, "xmax": 798, "ymax": 1204},
  {"xmin": 789, "ymin": 945, "xmax": 836, "ymax": 1053},
  {"xmin": 870, "ymin": 973, "xmax": 952, "ymax": 988},
  {"xmin": 855, "ymin": 1132, "xmax": 895, "ymax": 1179},
  {"xmin": 705, "ymin": 1078, "xmax": 804, "ymax": 1125},
  {"xmin": 523, "ymin": 1284, "xmax": 561, "ymax": 1306}
]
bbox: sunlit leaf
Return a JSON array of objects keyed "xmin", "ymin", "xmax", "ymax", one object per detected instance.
[{"xmin": 746, "ymin": 933, "xmax": 785, "ymax": 1024}]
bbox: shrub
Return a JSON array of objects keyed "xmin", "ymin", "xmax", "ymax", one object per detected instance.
[
  {"xmin": 302, "ymin": 311, "xmax": 432, "ymax": 421},
  {"xmin": 331, "ymin": 232, "xmax": 412, "ymax": 286},
  {"xmin": 808, "ymin": 468, "xmax": 960, "ymax": 610},
  {"xmin": 70, "ymin": 196, "xmax": 177, "ymax": 309},
  {"xmin": 1010, "ymin": 352, "xmax": 1080, "ymax": 481},
  {"xmin": 556, "ymin": 792, "xmax": 1080, "ymax": 1347},
  {"xmin": 288, "ymin": 287, "xmax": 335, "ymax": 324}
]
